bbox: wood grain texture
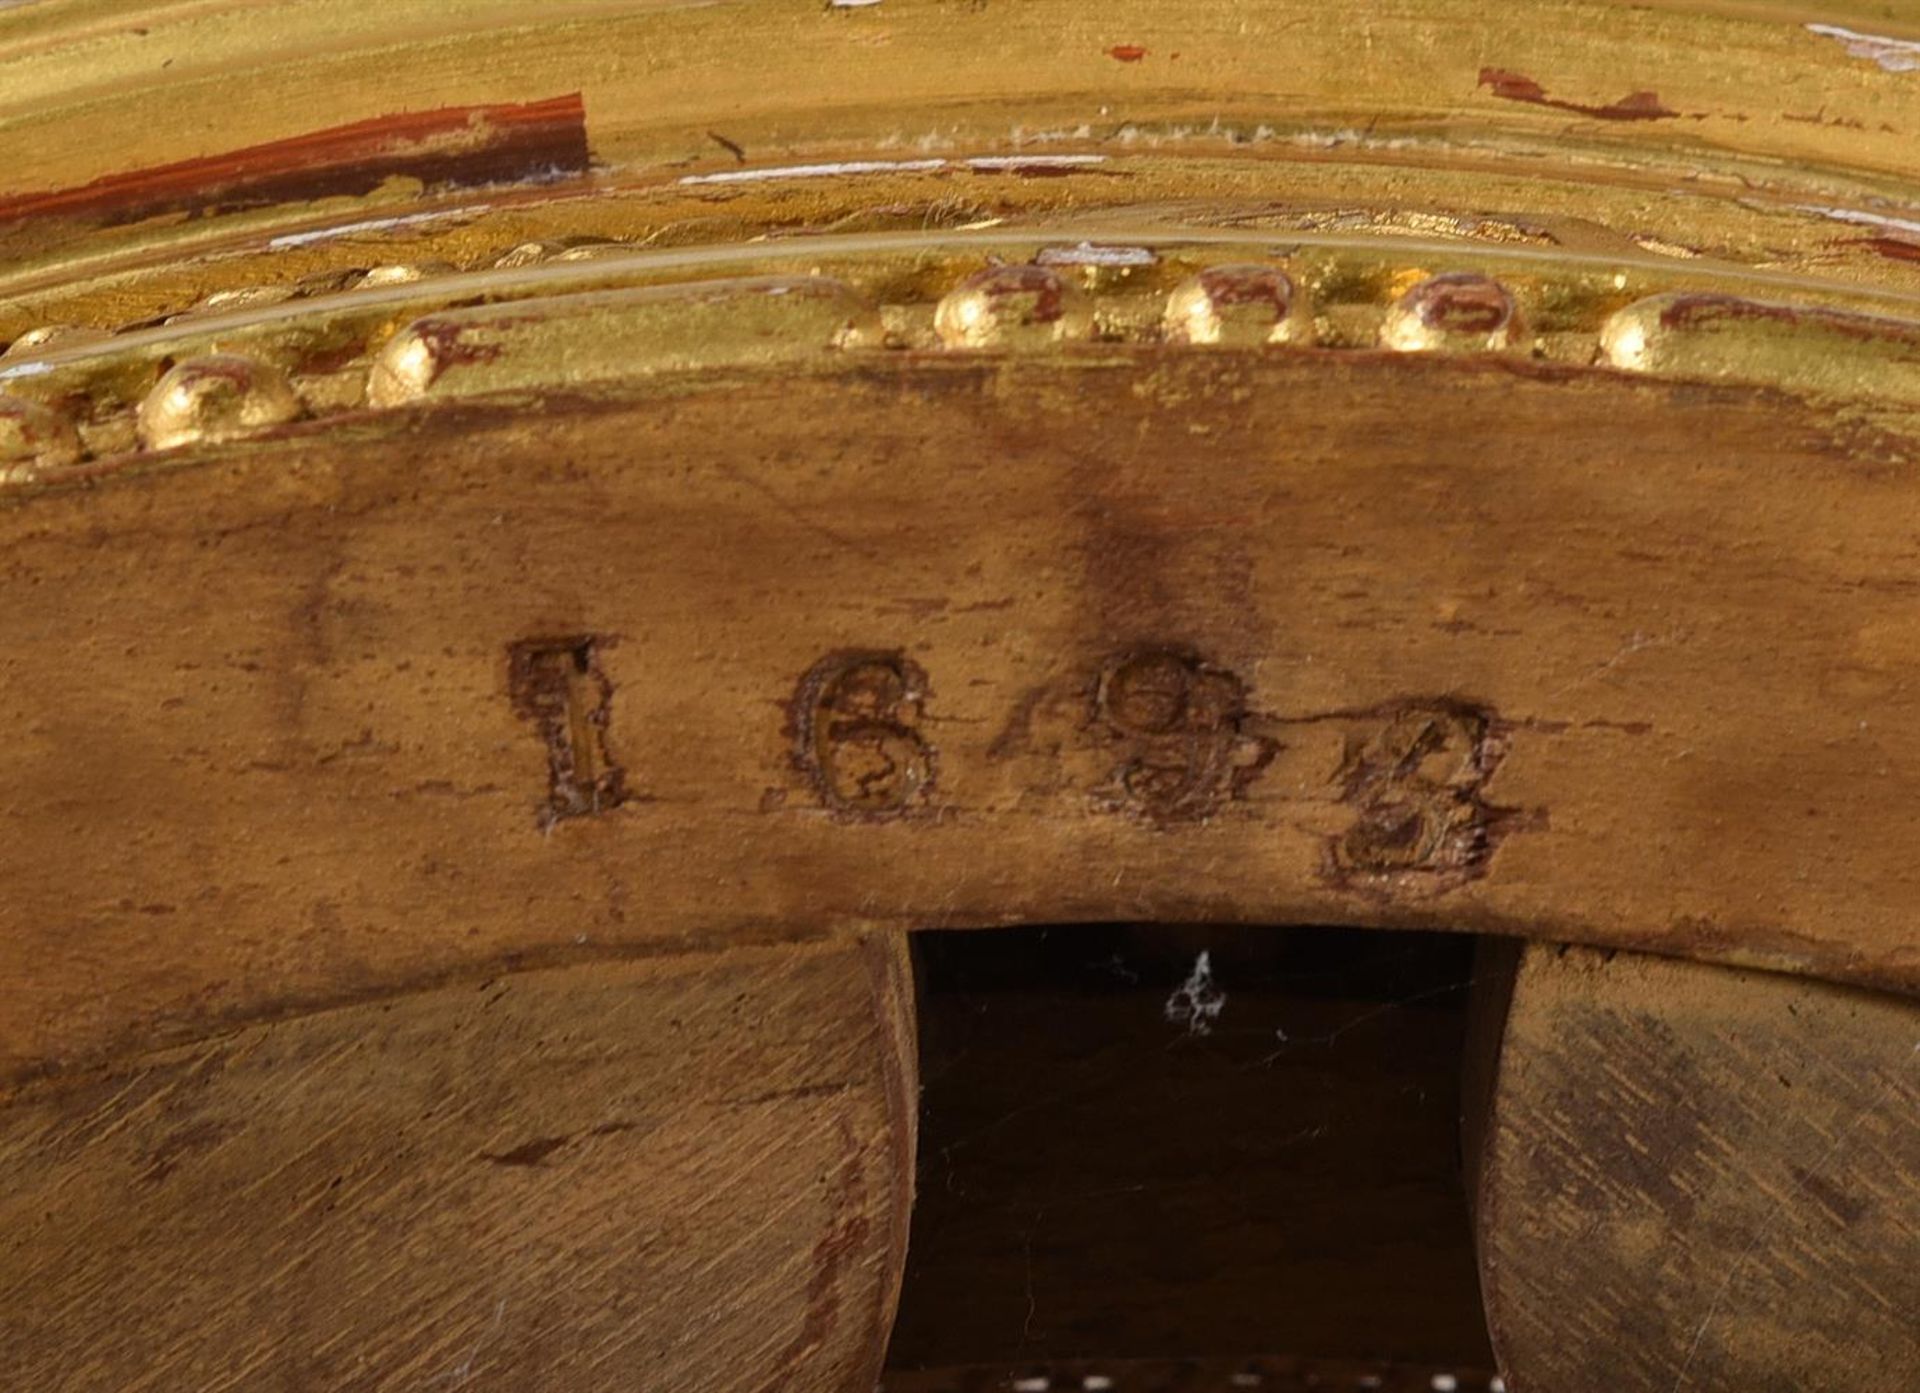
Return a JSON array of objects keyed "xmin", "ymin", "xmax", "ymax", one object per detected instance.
[
  {"xmin": 4, "ymin": 4, "xmax": 1918, "ymax": 1384},
  {"xmin": 3, "ymin": 351, "xmax": 1919, "ymax": 1085},
  {"xmin": 0, "ymin": 934, "xmax": 917, "ymax": 1392},
  {"xmin": 1474, "ymin": 944, "xmax": 1920, "ymax": 1392}
]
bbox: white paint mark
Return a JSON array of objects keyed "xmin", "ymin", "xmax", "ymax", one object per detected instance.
[
  {"xmin": 831, "ymin": 0, "xmax": 884, "ymax": 7},
  {"xmin": 1035, "ymin": 241, "xmax": 1158, "ymax": 267},
  {"xmin": 1230, "ymin": 1375, "xmax": 1264, "ymax": 1388},
  {"xmin": 1489, "ymin": 1380, "xmax": 1508, "ymax": 1393},
  {"xmin": 676, "ymin": 153, "xmax": 1105, "ymax": 187},
  {"xmin": 1082, "ymin": 1379, "xmax": 1115, "ymax": 1391},
  {"xmin": 1165, "ymin": 951, "xmax": 1226, "ymax": 1035},
  {"xmin": 1011, "ymin": 1380, "xmax": 1051, "ymax": 1393},
  {"xmin": 1546, "ymin": 630, "xmax": 1664, "ymax": 701},
  {"xmin": 266, "ymin": 205, "xmax": 490, "ymax": 249},
  {"xmin": 1432, "ymin": 1376, "xmax": 1460, "ymax": 1392},
  {"xmin": 434, "ymin": 1296, "xmax": 508, "ymax": 1387},
  {"xmin": 0, "ymin": 359, "xmax": 55, "ymax": 383},
  {"xmin": 1792, "ymin": 203, "xmax": 1920, "ymax": 238},
  {"xmin": 967, "ymin": 154, "xmax": 1107, "ymax": 170},
  {"xmin": 1806, "ymin": 22, "xmax": 1920, "ymax": 73},
  {"xmin": 678, "ymin": 158, "xmax": 946, "ymax": 186}
]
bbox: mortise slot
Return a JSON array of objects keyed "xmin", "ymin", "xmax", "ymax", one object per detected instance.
[{"xmin": 886, "ymin": 923, "xmax": 1498, "ymax": 1382}]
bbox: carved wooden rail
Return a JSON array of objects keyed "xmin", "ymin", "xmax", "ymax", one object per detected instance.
[{"xmin": 1, "ymin": 2, "xmax": 1917, "ymax": 1389}]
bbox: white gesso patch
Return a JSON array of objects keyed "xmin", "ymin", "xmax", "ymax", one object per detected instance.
[
  {"xmin": 1035, "ymin": 242, "xmax": 1158, "ymax": 268},
  {"xmin": 1793, "ymin": 203, "xmax": 1920, "ymax": 238},
  {"xmin": 967, "ymin": 154, "xmax": 1106, "ymax": 170},
  {"xmin": 265, "ymin": 206, "xmax": 490, "ymax": 249},
  {"xmin": 1806, "ymin": 22, "xmax": 1920, "ymax": 73},
  {"xmin": 1165, "ymin": 951, "xmax": 1227, "ymax": 1035},
  {"xmin": 675, "ymin": 153, "xmax": 1106, "ymax": 187},
  {"xmin": 677, "ymin": 158, "xmax": 945, "ymax": 186}
]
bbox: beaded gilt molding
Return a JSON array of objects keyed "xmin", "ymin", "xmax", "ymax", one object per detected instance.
[
  {"xmin": 6, "ymin": 220, "xmax": 1920, "ymax": 488},
  {"xmin": 5, "ymin": 0, "xmax": 1920, "ymax": 489}
]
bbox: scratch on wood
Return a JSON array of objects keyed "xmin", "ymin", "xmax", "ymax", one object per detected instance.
[
  {"xmin": 478, "ymin": 1135, "xmax": 570, "ymax": 1167},
  {"xmin": 1668, "ymin": 1043, "xmax": 1920, "ymax": 1391}
]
